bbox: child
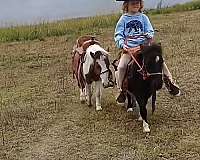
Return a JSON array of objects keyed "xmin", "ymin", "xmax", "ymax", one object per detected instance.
[{"xmin": 115, "ymin": 0, "xmax": 180, "ymax": 103}]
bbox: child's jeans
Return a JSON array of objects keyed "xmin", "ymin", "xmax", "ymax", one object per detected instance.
[{"xmin": 116, "ymin": 53, "xmax": 173, "ymax": 90}]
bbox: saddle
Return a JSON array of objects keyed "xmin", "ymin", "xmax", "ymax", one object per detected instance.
[
  {"xmin": 73, "ymin": 36, "xmax": 100, "ymax": 55},
  {"xmin": 72, "ymin": 36, "xmax": 100, "ymax": 89}
]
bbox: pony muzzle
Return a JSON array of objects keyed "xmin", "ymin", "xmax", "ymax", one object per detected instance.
[
  {"xmin": 103, "ymin": 83, "xmax": 109, "ymax": 88},
  {"xmin": 103, "ymin": 80, "xmax": 114, "ymax": 88}
]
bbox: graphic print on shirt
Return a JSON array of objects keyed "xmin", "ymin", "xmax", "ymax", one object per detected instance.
[{"xmin": 126, "ymin": 20, "xmax": 143, "ymax": 33}]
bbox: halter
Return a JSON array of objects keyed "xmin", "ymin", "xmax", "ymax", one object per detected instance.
[
  {"xmin": 100, "ymin": 69, "xmax": 109, "ymax": 75},
  {"xmin": 83, "ymin": 49, "xmax": 110, "ymax": 78},
  {"xmin": 125, "ymin": 36, "xmax": 163, "ymax": 80}
]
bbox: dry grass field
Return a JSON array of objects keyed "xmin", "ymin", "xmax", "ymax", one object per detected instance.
[{"xmin": 0, "ymin": 10, "xmax": 200, "ymax": 160}]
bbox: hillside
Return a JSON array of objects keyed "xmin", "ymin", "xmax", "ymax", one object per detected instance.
[
  {"xmin": 0, "ymin": 0, "xmax": 200, "ymax": 42},
  {"xmin": 0, "ymin": 10, "xmax": 200, "ymax": 159}
]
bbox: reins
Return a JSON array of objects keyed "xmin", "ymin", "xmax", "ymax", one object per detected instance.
[{"xmin": 125, "ymin": 36, "xmax": 163, "ymax": 80}]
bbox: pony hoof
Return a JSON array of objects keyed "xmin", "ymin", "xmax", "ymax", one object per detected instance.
[
  {"xmin": 80, "ymin": 96, "xmax": 86, "ymax": 103},
  {"xmin": 80, "ymin": 100, "xmax": 86, "ymax": 104},
  {"xmin": 87, "ymin": 103, "xmax": 92, "ymax": 107},
  {"xmin": 127, "ymin": 108, "xmax": 133, "ymax": 112},
  {"xmin": 143, "ymin": 128, "xmax": 150, "ymax": 133},
  {"xmin": 81, "ymin": 101, "xmax": 85, "ymax": 104},
  {"xmin": 96, "ymin": 106, "xmax": 102, "ymax": 111},
  {"xmin": 138, "ymin": 116, "xmax": 143, "ymax": 121},
  {"xmin": 175, "ymin": 90, "xmax": 181, "ymax": 97},
  {"xmin": 143, "ymin": 126, "xmax": 150, "ymax": 133}
]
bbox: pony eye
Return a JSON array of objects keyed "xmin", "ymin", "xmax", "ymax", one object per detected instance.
[{"xmin": 155, "ymin": 56, "xmax": 160, "ymax": 63}]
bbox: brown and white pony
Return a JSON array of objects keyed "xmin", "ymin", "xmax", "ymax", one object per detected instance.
[{"xmin": 72, "ymin": 36, "xmax": 113, "ymax": 110}]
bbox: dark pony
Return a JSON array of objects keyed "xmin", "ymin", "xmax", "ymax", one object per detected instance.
[{"xmin": 127, "ymin": 43, "xmax": 163, "ymax": 132}]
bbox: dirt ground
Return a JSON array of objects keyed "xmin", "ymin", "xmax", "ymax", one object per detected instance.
[{"xmin": 0, "ymin": 11, "xmax": 200, "ymax": 160}]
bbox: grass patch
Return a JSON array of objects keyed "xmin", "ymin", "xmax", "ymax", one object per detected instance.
[
  {"xmin": 149, "ymin": 0, "xmax": 200, "ymax": 14},
  {"xmin": 0, "ymin": 0, "xmax": 199, "ymax": 43},
  {"xmin": 0, "ymin": 14, "xmax": 119, "ymax": 43}
]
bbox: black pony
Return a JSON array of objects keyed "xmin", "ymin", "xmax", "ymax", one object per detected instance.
[{"xmin": 126, "ymin": 43, "xmax": 163, "ymax": 133}]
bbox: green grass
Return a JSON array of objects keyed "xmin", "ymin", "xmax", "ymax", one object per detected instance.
[
  {"xmin": 0, "ymin": 14, "xmax": 120, "ymax": 43},
  {"xmin": 149, "ymin": 0, "xmax": 200, "ymax": 14},
  {"xmin": 0, "ymin": 0, "xmax": 199, "ymax": 43}
]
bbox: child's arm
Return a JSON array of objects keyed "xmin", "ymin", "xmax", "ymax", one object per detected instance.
[
  {"xmin": 114, "ymin": 16, "xmax": 126, "ymax": 49},
  {"xmin": 143, "ymin": 14, "xmax": 154, "ymax": 39}
]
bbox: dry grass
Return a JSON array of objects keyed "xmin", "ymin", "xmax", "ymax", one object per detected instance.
[{"xmin": 0, "ymin": 10, "xmax": 200, "ymax": 160}]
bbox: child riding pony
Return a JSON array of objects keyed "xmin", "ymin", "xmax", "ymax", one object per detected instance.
[{"xmin": 115, "ymin": 0, "xmax": 180, "ymax": 104}]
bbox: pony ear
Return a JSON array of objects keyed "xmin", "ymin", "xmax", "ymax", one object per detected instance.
[{"xmin": 90, "ymin": 52, "xmax": 95, "ymax": 59}]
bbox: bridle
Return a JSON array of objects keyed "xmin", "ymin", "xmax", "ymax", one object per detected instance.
[
  {"xmin": 93, "ymin": 55, "xmax": 114, "ymax": 87},
  {"xmin": 125, "ymin": 36, "xmax": 163, "ymax": 80},
  {"xmin": 100, "ymin": 69, "xmax": 109, "ymax": 75},
  {"xmin": 83, "ymin": 52, "xmax": 112, "ymax": 79}
]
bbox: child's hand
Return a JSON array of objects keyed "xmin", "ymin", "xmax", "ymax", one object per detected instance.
[
  {"xmin": 123, "ymin": 44, "xmax": 129, "ymax": 52},
  {"xmin": 144, "ymin": 33, "xmax": 153, "ymax": 39}
]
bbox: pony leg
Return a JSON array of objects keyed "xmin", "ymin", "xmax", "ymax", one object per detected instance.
[
  {"xmin": 95, "ymin": 81, "xmax": 102, "ymax": 111},
  {"xmin": 115, "ymin": 70, "xmax": 119, "ymax": 89},
  {"xmin": 137, "ymin": 98, "xmax": 150, "ymax": 133},
  {"xmin": 80, "ymin": 88, "xmax": 86, "ymax": 103},
  {"xmin": 127, "ymin": 93, "xmax": 133, "ymax": 112},
  {"xmin": 85, "ymin": 84, "xmax": 92, "ymax": 106},
  {"xmin": 138, "ymin": 112, "xmax": 143, "ymax": 121},
  {"xmin": 140, "ymin": 106, "xmax": 150, "ymax": 133},
  {"xmin": 143, "ymin": 120, "xmax": 150, "ymax": 133}
]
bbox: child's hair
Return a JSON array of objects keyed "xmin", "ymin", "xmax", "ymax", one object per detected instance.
[{"xmin": 122, "ymin": 0, "xmax": 144, "ymax": 13}]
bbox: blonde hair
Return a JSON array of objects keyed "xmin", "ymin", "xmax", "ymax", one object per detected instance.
[{"xmin": 122, "ymin": 0, "xmax": 144, "ymax": 13}]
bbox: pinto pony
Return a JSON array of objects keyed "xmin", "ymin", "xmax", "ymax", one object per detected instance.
[{"xmin": 72, "ymin": 36, "xmax": 114, "ymax": 111}]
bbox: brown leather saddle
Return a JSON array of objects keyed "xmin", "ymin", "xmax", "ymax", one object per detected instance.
[
  {"xmin": 72, "ymin": 36, "xmax": 100, "ymax": 89},
  {"xmin": 73, "ymin": 36, "xmax": 100, "ymax": 55}
]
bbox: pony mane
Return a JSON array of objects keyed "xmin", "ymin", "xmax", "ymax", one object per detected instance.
[
  {"xmin": 86, "ymin": 44, "xmax": 109, "ymax": 57},
  {"xmin": 141, "ymin": 43, "xmax": 162, "ymax": 58}
]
